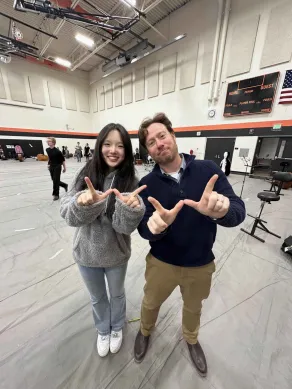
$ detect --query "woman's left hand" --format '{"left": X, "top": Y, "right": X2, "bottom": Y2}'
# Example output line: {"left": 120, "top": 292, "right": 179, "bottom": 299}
{"left": 113, "top": 185, "right": 147, "bottom": 208}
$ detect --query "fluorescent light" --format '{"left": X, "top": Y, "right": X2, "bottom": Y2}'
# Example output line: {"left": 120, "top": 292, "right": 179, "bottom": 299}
{"left": 122, "top": 0, "right": 136, "bottom": 7}
{"left": 75, "top": 33, "right": 94, "bottom": 48}
{"left": 175, "top": 34, "right": 185, "bottom": 41}
{"left": 131, "top": 57, "right": 138, "bottom": 63}
{"left": 55, "top": 57, "right": 72, "bottom": 68}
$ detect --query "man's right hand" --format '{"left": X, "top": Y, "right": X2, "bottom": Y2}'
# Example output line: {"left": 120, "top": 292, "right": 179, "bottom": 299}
{"left": 147, "top": 197, "right": 184, "bottom": 235}
{"left": 77, "top": 177, "right": 113, "bottom": 206}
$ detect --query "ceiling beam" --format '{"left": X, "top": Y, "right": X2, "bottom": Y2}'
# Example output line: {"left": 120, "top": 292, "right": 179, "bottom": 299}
{"left": 140, "top": 14, "right": 168, "bottom": 41}
{"left": 71, "top": 39, "right": 111, "bottom": 71}
{"left": 0, "top": 11, "right": 58, "bottom": 39}
{"left": 39, "top": 0, "right": 81, "bottom": 56}
{"left": 143, "top": 0, "right": 165, "bottom": 14}
{"left": 71, "top": 0, "right": 166, "bottom": 71}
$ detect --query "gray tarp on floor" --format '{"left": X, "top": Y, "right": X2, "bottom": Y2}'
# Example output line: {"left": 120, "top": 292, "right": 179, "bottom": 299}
{"left": 1, "top": 160, "right": 292, "bottom": 389}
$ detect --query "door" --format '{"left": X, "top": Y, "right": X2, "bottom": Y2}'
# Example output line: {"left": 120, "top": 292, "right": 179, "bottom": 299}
{"left": 204, "top": 138, "right": 236, "bottom": 167}
{"left": 282, "top": 138, "right": 292, "bottom": 158}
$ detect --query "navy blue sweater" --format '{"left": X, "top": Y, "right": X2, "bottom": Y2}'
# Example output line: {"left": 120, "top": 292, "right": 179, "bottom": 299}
{"left": 138, "top": 154, "right": 246, "bottom": 267}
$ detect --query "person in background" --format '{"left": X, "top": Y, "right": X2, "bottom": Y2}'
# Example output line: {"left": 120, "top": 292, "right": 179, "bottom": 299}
{"left": 84, "top": 143, "right": 91, "bottom": 162}
{"left": 15, "top": 144, "right": 24, "bottom": 162}
{"left": 46, "top": 137, "right": 68, "bottom": 201}
{"left": 133, "top": 113, "right": 245, "bottom": 376}
{"left": 75, "top": 142, "right": 82, "bottom": 162}
{"left": 190, "top": 149, "right": 194, "bottom": 156}
{"left": 134, "top": 147, "right": 140, "bottom": 164}
{"left": 65, "top": 146, "right": 70, "bottom": 159}
{"left": 60, "top": 123, "right": 146, "bottom": 358}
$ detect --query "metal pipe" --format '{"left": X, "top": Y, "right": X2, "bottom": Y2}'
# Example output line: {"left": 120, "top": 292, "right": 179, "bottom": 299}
{"left": 213, "top": 0, "right": 231, "bottom": 102}
{"left": 0, "top": 11, "right": 58, "bottom": 39}
{"left": 40, "top": 0, "right": 81, "bottom": 56}
{"left": 208, "top": 0, "right": 224, "bottom": 102}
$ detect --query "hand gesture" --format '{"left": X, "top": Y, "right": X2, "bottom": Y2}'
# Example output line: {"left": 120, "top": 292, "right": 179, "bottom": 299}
{"left": 113, "top": 185, "right": 147, "bottom": 209}
{"left": 184, "top": 175, "right": 230, "bottom": 219}
{"left": 147, "top": 197, "right": 184, "bottom": 235}
{"left": 77, "top": 177, "right": 113, "bottom": 206}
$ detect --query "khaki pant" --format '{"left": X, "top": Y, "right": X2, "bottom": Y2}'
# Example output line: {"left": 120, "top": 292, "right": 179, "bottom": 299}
{"left": 140, "top": 253, "right": 215, "bottom": 344}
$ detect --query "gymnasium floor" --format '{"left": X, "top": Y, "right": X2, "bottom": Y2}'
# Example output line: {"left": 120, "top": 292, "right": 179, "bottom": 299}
{"left": 0, "top": 159, "right": 292, "bottom": 389}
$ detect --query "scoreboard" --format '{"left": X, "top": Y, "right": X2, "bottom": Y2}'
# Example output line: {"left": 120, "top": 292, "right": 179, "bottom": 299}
{"left": 223, "top": 72, "right": 280, "bottom": 117}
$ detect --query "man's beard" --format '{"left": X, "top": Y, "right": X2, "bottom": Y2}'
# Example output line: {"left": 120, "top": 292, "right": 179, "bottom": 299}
{"left": 151, "top": 144, "right": 178, "bottom": 165}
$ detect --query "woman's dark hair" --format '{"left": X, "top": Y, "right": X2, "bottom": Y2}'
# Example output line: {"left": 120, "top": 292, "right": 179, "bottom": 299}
{"left": 75, "top": 123, "right": 135, "bottom": 217}
{"left": 139, "top": 112, "right": 174, "bottom": 149}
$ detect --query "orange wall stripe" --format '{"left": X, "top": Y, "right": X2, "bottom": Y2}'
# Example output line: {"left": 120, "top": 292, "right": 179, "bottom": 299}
{"left": 0, "top": 120, "right": 291, "bottom": 137}
{"left": 0, "top": 127, "right": 98, "bottom": 137}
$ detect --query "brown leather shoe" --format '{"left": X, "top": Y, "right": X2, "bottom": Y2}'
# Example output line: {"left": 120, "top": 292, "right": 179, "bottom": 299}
{"left": 134, "top": 330, "right": 150, "bottom": 363}
{"left": 187, "top": 341, "right": 207, "bottom": 377}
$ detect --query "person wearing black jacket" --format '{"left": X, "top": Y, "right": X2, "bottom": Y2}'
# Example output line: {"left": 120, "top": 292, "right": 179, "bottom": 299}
{"left": 46, "top": 137, "right": 68, "bottom": 201}
{"left": 133, "top": 113, "right": 246, "bottom": 376}
{"left": 84, "top": 143, "right": 91, "bottom": 162}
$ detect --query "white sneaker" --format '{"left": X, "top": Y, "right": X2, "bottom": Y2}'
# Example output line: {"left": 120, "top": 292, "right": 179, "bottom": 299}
{"left": 97, "top": 334, "right": 110, "bottom": 357}
{"left": 110, "top": 330, "right": 123, "bottom": 354}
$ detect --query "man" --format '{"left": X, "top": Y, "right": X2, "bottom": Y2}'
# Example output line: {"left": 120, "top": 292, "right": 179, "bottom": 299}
{"left": 75, "top": 142, "right": 82, "bottom": 162}
{"left": 134, "top": 113, "right": 245, "bottom": 376}
{"left": 46, "top": 137, "right": 68, "bottom": 201}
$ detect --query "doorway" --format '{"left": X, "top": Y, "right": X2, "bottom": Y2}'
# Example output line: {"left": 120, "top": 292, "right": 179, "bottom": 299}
{"left": 204, "top": 138, "right": 236, "bottom": 167}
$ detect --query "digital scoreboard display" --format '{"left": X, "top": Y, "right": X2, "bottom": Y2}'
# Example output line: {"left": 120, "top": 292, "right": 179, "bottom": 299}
{"left": 223, "top": 72, "right": 280, "bottom": 117}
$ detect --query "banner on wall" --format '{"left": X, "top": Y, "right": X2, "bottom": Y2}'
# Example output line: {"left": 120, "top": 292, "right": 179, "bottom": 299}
{"left": 279, "top": 70, "right": 292, "bottom": 105}
{"left": 223, "top": 72, "right": 280, "bottom": 117}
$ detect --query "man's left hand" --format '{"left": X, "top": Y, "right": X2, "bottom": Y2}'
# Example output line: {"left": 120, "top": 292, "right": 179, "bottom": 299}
{"left": 184, "top": 174, "right": 230, "bottom": 219}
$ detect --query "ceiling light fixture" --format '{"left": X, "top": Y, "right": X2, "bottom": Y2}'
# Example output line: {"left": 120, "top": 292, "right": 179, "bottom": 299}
{"left": 55, "top": 57, "right": 71, "bottom": 68}
{"left": 121, "top": 0, "right": 136, "bottom": 7}
{"left": 75, "top": 33, "right": 94, "bottom": 48}
{"left": 175, "top": 34, "right": 185, "bottom": 41}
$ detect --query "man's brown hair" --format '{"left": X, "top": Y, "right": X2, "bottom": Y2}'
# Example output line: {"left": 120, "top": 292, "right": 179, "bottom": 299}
{"left": 47, "top": 137, "right": 56, "bottom": 145}
{"left": 138, "top": 112, "right": 174, "bottom": 149}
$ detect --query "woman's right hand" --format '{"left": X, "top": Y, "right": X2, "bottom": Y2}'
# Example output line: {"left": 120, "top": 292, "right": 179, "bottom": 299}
{"left": 77, "top": 177, "right": 113, "bottom": 206}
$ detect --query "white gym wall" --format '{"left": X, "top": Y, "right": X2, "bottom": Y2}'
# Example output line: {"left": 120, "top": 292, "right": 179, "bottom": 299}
{"left": 1, "top": 0, "right": 292, "bottom": 170}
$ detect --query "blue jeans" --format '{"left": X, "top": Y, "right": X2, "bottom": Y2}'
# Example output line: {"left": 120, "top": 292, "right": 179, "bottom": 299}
{"left": 78, "top": 263, "right": 128, "bottom": 335}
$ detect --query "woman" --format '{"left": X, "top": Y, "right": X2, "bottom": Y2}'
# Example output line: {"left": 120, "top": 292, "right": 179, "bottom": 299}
{"left": 84, "top": 142, "right": 91, "bottom": 162}
{"left": 75, "top": 142, "right": 82, "bottom": 162}
{"left": 60, "top": 124, "right": 146, "bottom": 357}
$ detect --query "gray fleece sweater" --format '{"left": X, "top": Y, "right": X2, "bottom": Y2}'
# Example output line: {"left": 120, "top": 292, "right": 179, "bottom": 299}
{"left": 60, "top": 169, "right": 145, "bottom": 268}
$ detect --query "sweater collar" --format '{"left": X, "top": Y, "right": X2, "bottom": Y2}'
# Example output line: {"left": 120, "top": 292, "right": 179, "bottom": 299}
{"left": 153, "top": 153, "right": 194, "bottom": 176}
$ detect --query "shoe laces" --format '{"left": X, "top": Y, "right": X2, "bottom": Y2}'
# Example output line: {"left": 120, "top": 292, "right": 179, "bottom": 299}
{"left": 100, "top": 335, "right": 109, "bottom": 342}
{"left": 112, "top": 332, "right": 120, "bottom": 338}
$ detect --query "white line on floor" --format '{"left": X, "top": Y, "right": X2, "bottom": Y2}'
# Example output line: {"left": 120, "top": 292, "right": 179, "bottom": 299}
{"left": 15, "top": 228, "right": 36, "bottom": 232}
{"left": 244, "top": 198, "right": 250, "bottom": 202}
{"left": 49, "top": 249, "right": 64, "bottom": 260}
{"left": 17, "top": 193, "right": 21, "bottom": 196}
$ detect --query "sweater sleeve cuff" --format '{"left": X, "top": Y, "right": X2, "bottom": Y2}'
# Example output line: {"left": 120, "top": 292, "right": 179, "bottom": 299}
{"left": 115, "top": 194, "right": 145, "bottom": 216}
{"left": 213, "top": 207, "right": 237, "bottom": 227}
